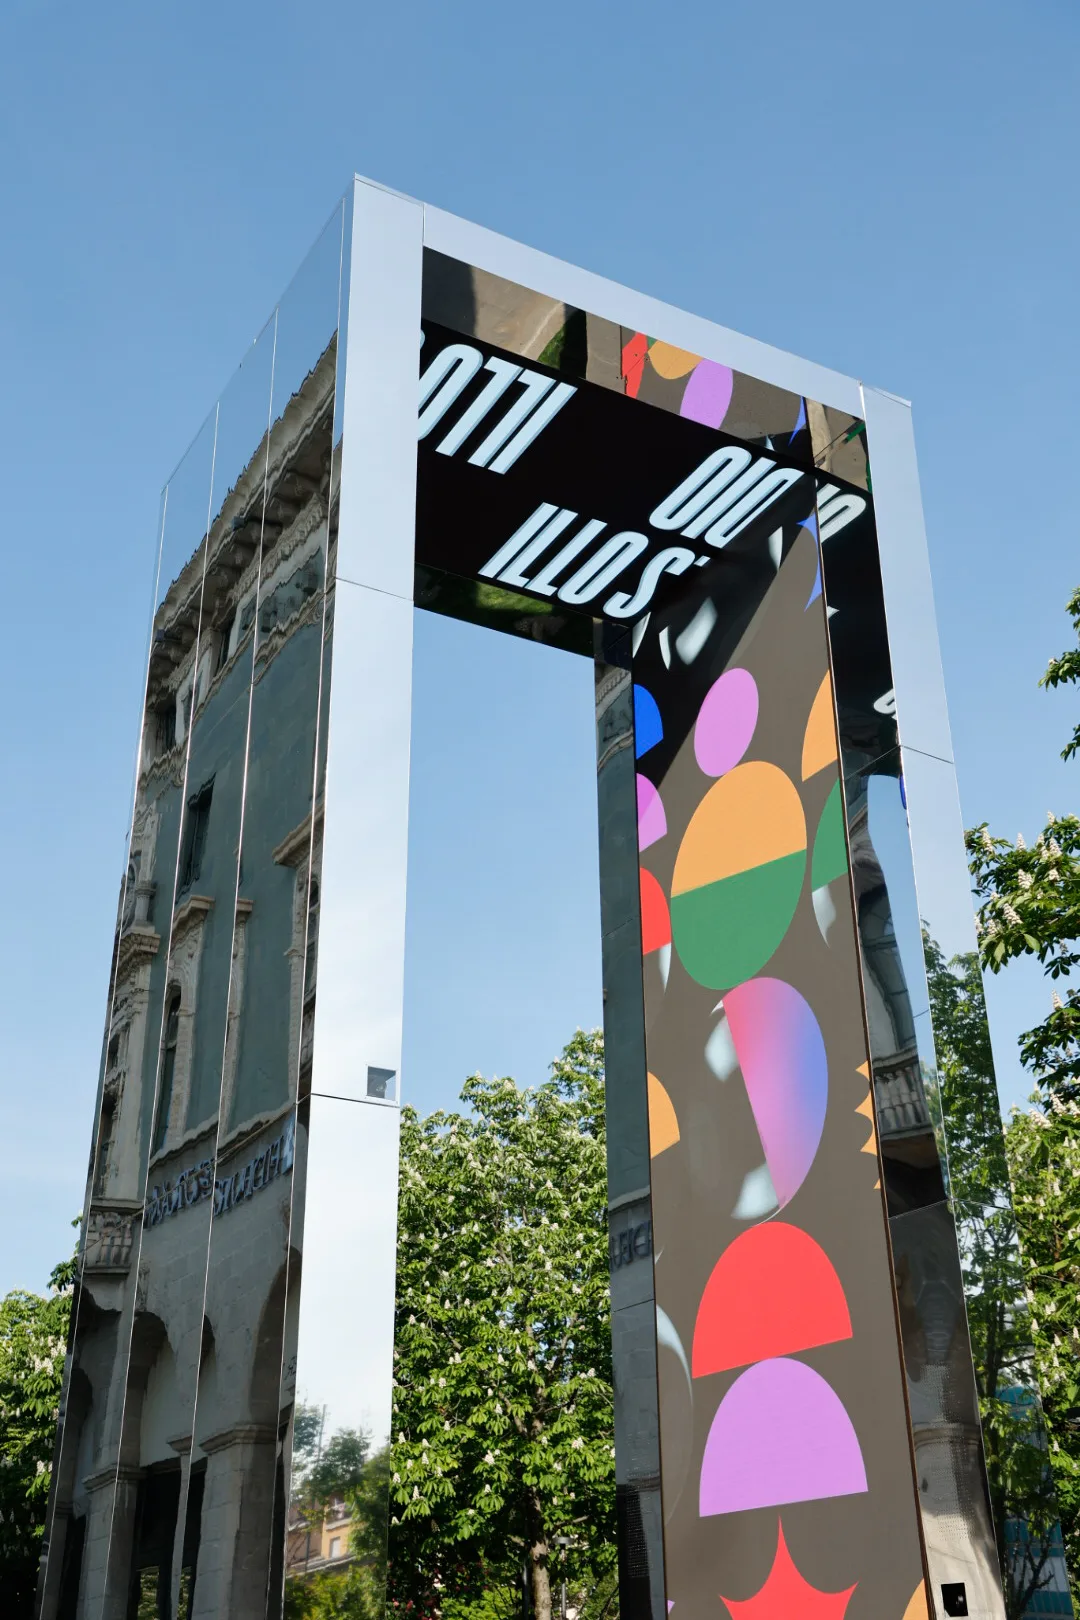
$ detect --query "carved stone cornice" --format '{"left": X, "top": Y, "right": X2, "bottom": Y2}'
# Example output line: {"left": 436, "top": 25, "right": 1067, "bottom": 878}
{"left": 254, "top": 584, "right": 326, "bottom": 681}
{"left": 171, "top": 894, "right": 213, "bottom": 938}
{"left": 115, "top": 925, "right": 161, "bottom": 979}
{"left": 273, "top": 802, "right": 324, "bottom": 869}
{"left": 200, "top": 1422, "right": 277, "bottom": 1455}
{"left": 84, "top": 1464, "right": 144, "bottom": 1492}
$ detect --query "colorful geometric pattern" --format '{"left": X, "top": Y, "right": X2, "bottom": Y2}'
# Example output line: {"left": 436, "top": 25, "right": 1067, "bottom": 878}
{"left": 619, "top": 328, "right": 870, "bottom": 489}
{"left": 722, "top": 978, "right": 828, "bottom": 1207}
{"left": 699, "top": 1357, "right": 868, "bottom": 1515}
{"left": 692, "top": 1223, "right": 852, "bottom": 1376}
{"left": 720, "top": 1522, "right": 856, "bottom": 1620}
{"left": 694, "top": 669, "right": 758, "bottom": 777}
{"left": 670, "top": 764, "right": 806, "bottom": 990}
{"left": 632, "top": 501, "right": 925, "bottom": 1615}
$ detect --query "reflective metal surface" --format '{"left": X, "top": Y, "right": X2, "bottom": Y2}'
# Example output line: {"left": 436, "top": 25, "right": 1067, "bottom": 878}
{"left": 595, "top": 659, "right": 665, "bottom": 1620}
{"left": 43, "top": 178, "right": 1071, "bottom": 1620}
{"left": 40, "top": 199, "right": 348, "bottom": 1620}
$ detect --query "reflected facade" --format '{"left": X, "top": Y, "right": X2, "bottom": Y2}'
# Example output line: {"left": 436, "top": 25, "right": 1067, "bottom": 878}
{"left": 37, "top": 179, "right": 1072, "bottom": 1620}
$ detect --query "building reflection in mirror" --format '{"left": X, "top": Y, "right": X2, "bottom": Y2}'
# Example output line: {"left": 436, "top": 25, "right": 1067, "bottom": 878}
{"left": 39, "top": 326, "right": 338, "bottom": 1620}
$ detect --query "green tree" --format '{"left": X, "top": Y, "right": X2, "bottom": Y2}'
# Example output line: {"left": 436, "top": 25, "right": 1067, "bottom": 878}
{"left": 0, "top": 1253, "right": 76, "bottom": 1617}
{"left": 965, "top": 586, "right": 1080, "bottom": 1104}
{"left": 388, "top": 1030, "right": 617, "bottom": 1620}
{"left": 958, "top": 582, "right": 1080, "bottom": 1607}
{"left": 924, "top": 935, "right": 1062, "bottom": 1616}
{"left": 1003, "top": 1098, "right": 1080, "bottom": 1603}
{"left": 283, "top": 1429, "right": 390, "bottom": 1620}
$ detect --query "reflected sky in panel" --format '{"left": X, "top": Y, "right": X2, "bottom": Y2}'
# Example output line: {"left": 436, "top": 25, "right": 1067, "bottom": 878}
{"left": 402, "top": 610, "right": 603, "bottom": 1117}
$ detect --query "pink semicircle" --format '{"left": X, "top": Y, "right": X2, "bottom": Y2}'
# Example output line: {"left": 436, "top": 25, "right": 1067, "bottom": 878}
{"left": 694, "top": 669, "right": 758, "bottom": 777}
{"left": 680, "top": 360, "right": 735, "bottom": 429}
{"left": 699, "top": 1358, "right": 867, "bottom": 1516}
{"left": 637, "top": 774, "right": 667, "bottom": 851}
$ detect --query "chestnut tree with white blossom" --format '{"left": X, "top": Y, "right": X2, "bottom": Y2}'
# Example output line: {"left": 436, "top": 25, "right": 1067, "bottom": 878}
{"left": 388, "top": 1029, "right": 617, "bottom": 1620}
{"left": 0, "top": 1253, "right": 75, "bottom": 1618}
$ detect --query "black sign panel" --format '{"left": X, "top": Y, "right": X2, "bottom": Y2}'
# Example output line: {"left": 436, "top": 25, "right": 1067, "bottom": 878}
{"left": 416, "top": 320, "right": 824, "bottom": 626}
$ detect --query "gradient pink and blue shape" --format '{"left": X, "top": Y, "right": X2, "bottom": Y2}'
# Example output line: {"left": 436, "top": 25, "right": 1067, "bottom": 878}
{"left": 722, "top": 978, "right": 828, "bottom": 1207}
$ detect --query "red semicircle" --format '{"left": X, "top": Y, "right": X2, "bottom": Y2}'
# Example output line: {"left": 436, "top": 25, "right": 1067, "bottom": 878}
{"left": 692, "top": 1223, "right": 851, "bottom": 1378}
{"left": 640, "top": 867, "right": 672, "bottom": 954}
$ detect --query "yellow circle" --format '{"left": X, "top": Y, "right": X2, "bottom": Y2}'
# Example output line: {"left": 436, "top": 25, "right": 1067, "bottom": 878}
{"left": 648, "top": 341, "right": 702, "bottom": 380}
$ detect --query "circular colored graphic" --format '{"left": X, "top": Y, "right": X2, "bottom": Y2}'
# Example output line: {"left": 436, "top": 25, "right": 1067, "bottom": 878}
{"left": 671, "top": 762, "right": 805, "bottom": 989}
{"left": 648, "top": 341, "right": 701, "bottom": 379}
{"left": 680, "top": 359, "right": 734, "bottom": 430}
{"left": 694, "top": 668, "right": 758, "bottom": 777}
{"left": 723, "top": 977, "right": 828, "bottom": 1207}
{"left": 637, "top": 775, "right": 667, "bottom": 851}
{"left": 811, "top": 779, "right": 848, "bottom": 944}
{"left": 699, "top": 1357, "right": 867, "bottom": 1517}
{"left": 801, "top": 671, "right": 837, "bottom": 781}
{"left": 634, "top": 685, "right": 663, "bottom": 758}
{"left": 692, "top": 1222, "right": 851, "bottom": 1377}
{"left": 640, "top": 868, "right": 671, "bottom": 955}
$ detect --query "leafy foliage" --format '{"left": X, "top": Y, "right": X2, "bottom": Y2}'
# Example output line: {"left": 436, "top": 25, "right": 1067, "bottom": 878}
{"left": 956, "top": 581, "right": 1080, "bottom": 1609}
{"left": 1042, "top": 586, "right": 1080, "bottom": 765}
{"left": 284, "top": 1404, "right": 388, "bottom": 1620}
{"left": 388, "top": 1030, "right": 616, "bottom": 1620}
{"left": 1004, "top": 1098, "right": 1080, "bottom": 1606}
{"left": 967, "top": 812, "right": 1080, "bottom": 1102}
{"left": 924, "top": 935, "right": 1062, "bottom": 1617}
{"left": 0, "top": 1253, "right": 75, "bottom": 1617}
{"left": 966, "top": 585, "right": 1080, "bottom": 1103}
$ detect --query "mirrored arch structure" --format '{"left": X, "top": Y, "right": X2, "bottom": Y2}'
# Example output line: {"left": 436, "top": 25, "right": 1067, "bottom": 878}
{"left": 37, "top": 179, "right": 1073, "bottom": 1620}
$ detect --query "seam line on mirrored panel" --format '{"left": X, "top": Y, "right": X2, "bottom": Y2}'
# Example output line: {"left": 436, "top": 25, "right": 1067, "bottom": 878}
{"left": 309, "top": 1089, "right": 400, "bottom": 1108}
{"left": 901, "top": 742, "right": 955, "bottom": 767}
{"left": 335, "top": 570, "right": 414, "bottom": 602}
{"left": 842, "top": 743, "right": 900, "bottom": 783}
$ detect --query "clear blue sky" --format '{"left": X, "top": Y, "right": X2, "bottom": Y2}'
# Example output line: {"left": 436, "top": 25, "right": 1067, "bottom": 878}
{"left": 2, "top": 0, "right": 1077, "bottom": 1295}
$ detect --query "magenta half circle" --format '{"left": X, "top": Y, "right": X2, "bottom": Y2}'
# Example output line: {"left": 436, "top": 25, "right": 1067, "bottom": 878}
{"left": 637, "top": 774, "right": 667, "bottom": 851}
{"left": 699, "top": 1357, "right": 867, "bottom": 1517}
{"left": 680, "top": 360, "right": 734, "bottom": 430}
{"left": 694, "top": 669, "right": 758, "bottom": 777}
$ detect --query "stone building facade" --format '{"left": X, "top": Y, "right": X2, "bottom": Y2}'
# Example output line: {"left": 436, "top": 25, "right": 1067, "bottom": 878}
{"left": 40, "top": 330, "right": 336, "bottom": 1620}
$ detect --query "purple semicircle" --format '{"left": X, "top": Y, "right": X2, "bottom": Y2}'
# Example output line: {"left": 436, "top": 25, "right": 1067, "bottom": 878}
{"left": 694, "top": 668, "right": 758, "bottom": 777}
{"left": 699, "top": 1357, "right": 867, "bottom": 1516}
{"left": 723, "top": 978, "right": 827, "bottom": 1206}
{"left": 637, "top": 774, "right": 667, "bottom": 850}
{"left": 680, "top": 360, "right": 734, "bottom": 429}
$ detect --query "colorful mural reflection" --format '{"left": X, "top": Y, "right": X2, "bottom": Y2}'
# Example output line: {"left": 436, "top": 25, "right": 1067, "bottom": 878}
{"left": 632, "top": 517, "right": 928, "bottom": 1618}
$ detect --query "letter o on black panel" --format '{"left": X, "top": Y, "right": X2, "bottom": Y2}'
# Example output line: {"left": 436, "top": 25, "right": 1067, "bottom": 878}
{"left": 557, "top": 533, "right": 650, "bottom": 606}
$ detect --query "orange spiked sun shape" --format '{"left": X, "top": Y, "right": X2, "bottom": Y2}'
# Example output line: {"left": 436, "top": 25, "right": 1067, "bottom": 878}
{"left": 720, "top": 1521, "right": 856, "bottom": 1620}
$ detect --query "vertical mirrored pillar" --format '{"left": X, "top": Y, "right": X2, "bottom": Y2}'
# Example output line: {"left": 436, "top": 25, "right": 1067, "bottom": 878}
{"left": 178, "top": 204, "right": 344, "bottom": 1620}
{"left": 595, "top": 655, "right": 665, "bottom": 1620}
{"left": 275, "top": 178, "right": 423, "bottom": 1619}
{"left": 45, "top": 407, "right": 222, "bottom": 1620}
{"left": 861, "top": 384, "right": 1074, "bottom": 1617}
{"left": 818, "top": 455, "right": 1006, "bottom": 1618}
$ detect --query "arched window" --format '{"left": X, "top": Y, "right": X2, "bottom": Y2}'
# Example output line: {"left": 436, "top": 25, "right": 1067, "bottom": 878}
{"left": 152, "top": 991, "right": 181, "bottom": 1155}
{"left": 304, "top": 876, "right": 320, "bottom": 1004}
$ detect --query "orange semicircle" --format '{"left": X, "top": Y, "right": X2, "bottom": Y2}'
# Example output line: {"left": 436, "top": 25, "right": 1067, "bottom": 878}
{"left": 648, "top": 1072, "right": 680, "bottom": 1157}
{"left": 802, "top": 671, "right": 838, "bottom": 781}
{"left": 692, "top": 1223, "right": 852, "bottom": 1378}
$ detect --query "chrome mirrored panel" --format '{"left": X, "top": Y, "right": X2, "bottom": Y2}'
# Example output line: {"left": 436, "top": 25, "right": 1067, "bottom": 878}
{"left": 40, "top": 407, "right": 220, "bottom": 1620}
{"left": 383, "top": 608, "right": 616, "bottom": 1620}
{"left": 42, "top": 187, "right": 1075, "bottom": 1620}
